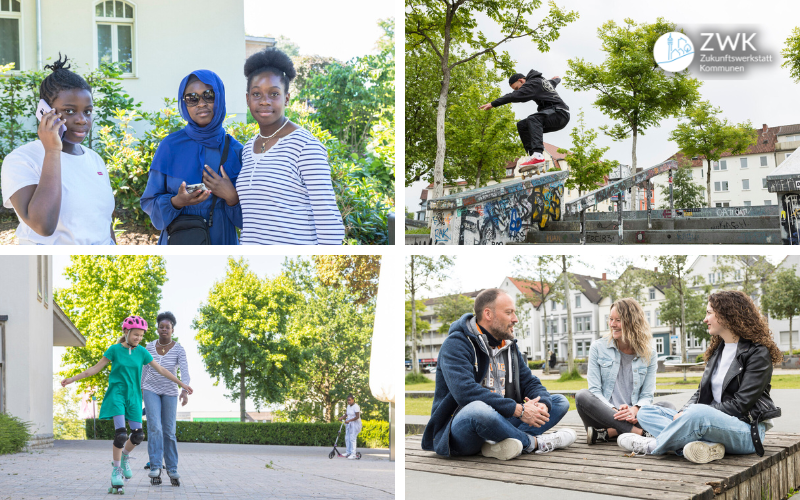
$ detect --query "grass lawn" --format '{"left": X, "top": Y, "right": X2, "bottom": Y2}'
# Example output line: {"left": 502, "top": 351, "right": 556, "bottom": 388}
{"left": 405, "top": 396, "right": 576, "bottom": 416}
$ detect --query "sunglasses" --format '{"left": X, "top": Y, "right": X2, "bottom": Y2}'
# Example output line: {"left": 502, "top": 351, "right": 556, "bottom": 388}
{"left": 183, "top": 89, "right": 215, "bottom": 107}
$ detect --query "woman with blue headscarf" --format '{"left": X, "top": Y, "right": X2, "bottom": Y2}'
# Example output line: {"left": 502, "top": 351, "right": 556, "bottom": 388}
{"left": 141, "top": 70, "right": 244, "bottom": 245}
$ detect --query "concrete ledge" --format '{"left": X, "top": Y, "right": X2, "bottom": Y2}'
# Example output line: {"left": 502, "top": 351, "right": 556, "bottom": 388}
{"left": 405, "top": 234, "right": 432, "bottom": 245}
{"left": 545, "top": 215, "right": 778, "bottom": 232}
{"left": 522, "top": 229, "right": 781, "bottom": 244}
{"left": 25, "top": 433, "right": 54, "bottom": 450}
{"left": 564, "top": 205, "right": 779, "bottom": 220}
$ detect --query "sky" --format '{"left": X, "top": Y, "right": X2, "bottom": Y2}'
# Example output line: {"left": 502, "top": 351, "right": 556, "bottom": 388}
{"left": 52, "top": 255, "right": 302, "bottom": 415}
{"left": 243, "top": 0, "right": 394, "bottom": 62}
{"left": 404, "top": 0, "right": 800, "bottom": 213}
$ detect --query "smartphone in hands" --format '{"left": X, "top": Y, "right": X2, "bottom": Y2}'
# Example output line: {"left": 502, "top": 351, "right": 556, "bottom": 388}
{"left": 185, "top": 183, "right": 207, "bottom": 194}
{"left": 36, "top": 99, "right": 67, "bottom": 137}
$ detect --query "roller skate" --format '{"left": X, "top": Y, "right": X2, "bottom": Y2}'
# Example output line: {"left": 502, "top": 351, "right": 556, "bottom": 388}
{"left": 120, "top": 453, "right": 133, "bottom": 479}
{"left": 108, "top": 464, "right": 125, "bottom": 495}
{"left": 149, "top": 467, "right": 162, "bottom": 485}
{"left": 167, "top": 469, "right": 181, "bottom": 487}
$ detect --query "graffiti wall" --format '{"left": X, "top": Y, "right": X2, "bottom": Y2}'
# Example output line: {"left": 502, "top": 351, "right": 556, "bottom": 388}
{"left": 780, "top": 193, "right": 800, "bottom": 245}
{"left": 430, "top": 181, "right": 565, "bottom": 245}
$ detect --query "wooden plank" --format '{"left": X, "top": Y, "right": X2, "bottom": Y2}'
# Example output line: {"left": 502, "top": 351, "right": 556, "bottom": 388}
{"left": 406, "top": 456, "right": 714, "bottom": 500}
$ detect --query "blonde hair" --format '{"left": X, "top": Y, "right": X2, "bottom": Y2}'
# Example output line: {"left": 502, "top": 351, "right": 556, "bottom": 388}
{"left": 605, "top": 297, "right": 653, "bottom": 364}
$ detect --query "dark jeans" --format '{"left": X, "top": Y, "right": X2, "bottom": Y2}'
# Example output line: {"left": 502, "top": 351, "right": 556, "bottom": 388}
{"left": 516, "top": 108, "right": 570, "bottom": 155}
{"left": 575, "top": 389, "right": 676, "bottom": 435}
{"left": 449, "top": 395, "right": 571, "bottom": 456}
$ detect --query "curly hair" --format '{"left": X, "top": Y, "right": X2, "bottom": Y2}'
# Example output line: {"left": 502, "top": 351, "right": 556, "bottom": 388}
{"left": 243, "top": 47, "right": 296, "bottom": 92}
{"left": 705, "top": 290, "right": 783, "bottom": 364}
{"left": 605, "top": 297, "right": 654, "bottom": 363}
{"left": 157, "top": 311, "right": 177, "bottom": 328}
{"left": 39, "top": 53, "right": 91, "bottom": 105}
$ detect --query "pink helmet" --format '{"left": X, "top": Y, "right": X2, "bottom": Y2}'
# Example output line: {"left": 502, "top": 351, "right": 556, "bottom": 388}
{"left": 121, "top": 315, "right": 148, "bottom": 331}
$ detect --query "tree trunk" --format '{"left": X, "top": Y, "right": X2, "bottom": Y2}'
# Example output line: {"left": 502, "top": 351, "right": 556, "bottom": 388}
{"left": 240, "top": 362, "right": 246, "bottom": 422}
{"left": 680, "top": 288, "right": 687, "bottom": 364}
{"left": 475, "top": 162, "right": 482, "bottom": 189}
{"left": 706, "top": 159, "right": 712, "bottom": 208}
{"left": 631, "top": 117, "right": 638, "bottom": 211}
{"left": 411, "top": 257, "right": 420, "bottom": 374}
{"left": 790, "top": 316, "right": 794, "bottom": 356}
{"left": 543, "top": 302, "right": 549, "bottom": 374}
{"left": 563, "top": 256, "right": 574, "bottom": 373}
{"left": 432, "top": 16, "right": 454, "bottom": 202}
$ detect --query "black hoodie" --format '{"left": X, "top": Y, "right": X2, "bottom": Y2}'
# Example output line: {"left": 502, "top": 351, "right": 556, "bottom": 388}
{"left": 490, "top": 69, "right": 569, "bottom": 113}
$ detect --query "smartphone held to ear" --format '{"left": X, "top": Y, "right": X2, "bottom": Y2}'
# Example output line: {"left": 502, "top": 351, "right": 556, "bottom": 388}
{"left": 36, "top": 99, "right": 67, "bottom": 138}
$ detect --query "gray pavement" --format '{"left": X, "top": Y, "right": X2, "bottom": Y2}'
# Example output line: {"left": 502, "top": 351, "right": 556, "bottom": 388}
{"left": 405, "top": 390, "right": 800, "bottom": 500}
{"left": 0, "top": 440, "right": 394, "bottom": 500}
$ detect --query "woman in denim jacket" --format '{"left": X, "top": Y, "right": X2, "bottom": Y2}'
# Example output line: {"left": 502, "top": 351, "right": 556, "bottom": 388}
{"left": 575, "top": 297, "right": 675, "bottom": 445}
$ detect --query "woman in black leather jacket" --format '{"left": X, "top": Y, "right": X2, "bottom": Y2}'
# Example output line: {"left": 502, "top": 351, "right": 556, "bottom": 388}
{"left": 617, "top": 290, "right": 783, "bottom": 464}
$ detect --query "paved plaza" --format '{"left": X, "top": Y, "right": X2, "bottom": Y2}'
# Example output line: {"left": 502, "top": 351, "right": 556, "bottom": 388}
{"left": 0, "top": 440, "right": 394, "bottom": 500}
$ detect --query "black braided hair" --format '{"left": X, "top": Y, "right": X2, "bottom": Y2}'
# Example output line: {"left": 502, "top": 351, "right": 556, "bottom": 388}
{"left": 243, "top": 47, "right": 296, "bottom": 93}
{"left": 39, "top": 53, "right": 91, "bottom": 105}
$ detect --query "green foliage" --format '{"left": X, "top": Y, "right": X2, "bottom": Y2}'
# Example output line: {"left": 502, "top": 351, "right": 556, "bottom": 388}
{"left": 85, "top": 418, "right": 389, "bottom": 448}
{"left": 598, "top": 258, "right": 649, "bottom": 302}
{"left": 312, "top": 255, "right": 381, "bottom": 305}
{"left": 566, "top": 18, "right": 702, "bottom": 170}
{"left": 668, "top": 101, "right": 757, "bottom": 206}
{"left": 405, "top": 372, "right": 430, "bottom": 385}
{"left": 528, "top": 360, "right": 545, "bottom": 369}
{"left": 761, "top": 266, "right": 800, "bottom": 354}
{"left": 82, "top": 62, "right": 141, "bottom": 148}
{"left": 405, "top": 227, "right": 430, "bottom": 234}
{"left": 782, "top": 27, "right": 800, "bottom": 83}
{"left": 53, "top": 376, "right": 86, "bottom": 440}
{"left": 435, "top": 293, "right": 475, "bottom": 333}
{"left": 558, "top": 368, "right": 584, "bottom": 381}
{"left": 406, "top": 256, "right": 455, "bottom": 372}
{"left": 405, "top": 299, "right": 429, "bottom": 359}
{"left": 0, "top": 413, "right": 33, "bottom": 455}
{"left": 711, "top": 256, "right": 775, "bottom": 297}
{"left": 55, "top": 256, "right": 167, "bottom": 401}
{"left": 0, "top": 63, "right": 43, "bottom": 162}
{"left": 275, "top": 35, "right": 301, "bottom": 57}
{"left": 291, "top": 55, "right": 340, "bottom": 97}
{"left": 193, "top": 257, "right": 303, "bottom": 419}
{"left": 658, "top": 160, "right": 706, "bottom": 209}
{"left": 558, "top": 110, "right": 618, "bottom": 195}
{"left": 696, "top": 354, "right": 705, "bottom": 363}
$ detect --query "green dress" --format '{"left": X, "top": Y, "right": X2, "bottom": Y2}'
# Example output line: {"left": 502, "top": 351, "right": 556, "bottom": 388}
{"left": 98, "top": 343, "right": 154, "bottom": 422}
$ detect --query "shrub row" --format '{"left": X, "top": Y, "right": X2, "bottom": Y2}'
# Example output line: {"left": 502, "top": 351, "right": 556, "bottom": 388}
{"left": 0, "top": 413, "right": 32, "bottom": 455}
{"left": 84, "top": 418, "right": 389, "bottom": 448}
{"left": 528, "top": 360, "right": 545, "bottom": 369}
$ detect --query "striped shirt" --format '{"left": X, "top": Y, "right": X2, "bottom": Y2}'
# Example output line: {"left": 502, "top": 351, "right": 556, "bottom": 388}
{"left": 141, "top": 340, "right": 190, "bottom": 397}
{"left": 237, "top": 128, "right": 345, "bottom": 245}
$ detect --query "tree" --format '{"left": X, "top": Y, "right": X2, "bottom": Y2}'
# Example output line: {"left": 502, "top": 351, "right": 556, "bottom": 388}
{"left": 782, "top": 27, "right": 800, "bottom": 83}
{"left": 193, "top": 258, "right": 303, "bottom": 421}
{"left": 659, "top": 286, "right": 708, "bottom": 343}
{"left": 557, "top": 110, "right": 619, "bottom": 196}
{"left": 647, "top": 256, "right": 700, "bottom": 363}
{"left": 406, "top": 0, "right": 578, "bottom": 200}
{"left": 275, "top": 35, "right": 301, "bottom": 57}
{"left": 282, "top": 286, "right": 384, "bottom": 422}
{"left": 53, "top": 376, "right": 86, "bottom": 440}
{"left": 513, "top": 255, "right": 562, "bottom": 373}
{"left": 291, "top": 54, "right": 340, "bottom": 97}
{"left": 711, "top": 255, "right": 775, "bottom": 298}
{"left": 312, "top": 255, "right": 381, "bottom": 305}
{"left": 406, "top": 255, "right": 454, "bottom": 373}
{"left": 406, "top": 300, "right": 430, "bottom": 360}
{"left": 761, "top": 266, "right": 800, "bottom": 355}
{"left": 598, "top": 258, "right": 648, "bottom": 302}
{"left": 435, "top": 293, "right": 475, "bottom": 333}
{"left": 668, "top": 101, "right": 757, "bottom": 207}
{"left": 566, "top": 18, "right": 701, "bottom": 179}
{"left": 55, "top": 256, "right": 167, "bottom": 401}
{"left": 657, "top": 159, "right": 705, "bottom": 209}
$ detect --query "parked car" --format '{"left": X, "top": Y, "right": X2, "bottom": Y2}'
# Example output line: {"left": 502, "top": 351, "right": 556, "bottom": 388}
{"left": 425, "top": 365, "right": 437, "bottom": 374}
{"left": 658, "top": 355, "right": 682, "bottom": 364}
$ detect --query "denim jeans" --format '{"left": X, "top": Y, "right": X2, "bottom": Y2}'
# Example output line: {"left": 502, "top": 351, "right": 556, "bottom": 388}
{"left": 636, "top": 403, "right": 766, "bottom": 456}
{"left": 142, "top": 389, "right": 179, "bottom": 471}
{"left": 575, "top": 389, "right": 676, "bottom": 435}
{"left": 449, "top": 394, "right": 570, "bottom": 456}
{"left": 345, "top": 423, "right": 360, "bottom": 456}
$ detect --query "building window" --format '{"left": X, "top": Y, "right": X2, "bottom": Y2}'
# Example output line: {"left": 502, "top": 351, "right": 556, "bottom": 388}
{"left": 603, "top": 314, "right": 609, "bottom": 330}
{"left": 780, "top": 331, "right": 799, "bottom": 347}
{"left": 655, "top": 337, "right": 664, "bottom": 355}
{"left": 713, "top": 161, "right": 719, "bottom": 170}
{"left": 646, "top": 310, "right": 651, "bottom": 325}
{"left": 0, "top": 0, "right": 21, "bottom": 70}
{"left": 740, "top": 158, "right": 748, "bottom": 169}
{"left": 649, "top": 288, "right": 656, "bottom": 300}
{"left": 686, "top": 335, "right": 702, "bottom": 348}
{"left": 575, "top": 316, "right": 583, "bottom": 332}
{"left": 95, "top": 0, "right": 135, "bottom": 74}
{"left": 714, "top": 181, "right": 729, "bottom": 192}
{"left": 744, "top": 201, "right": 751, "bottom": 206}
{"left": 576, "top": 341, "right": 584, "bottom": 357}
{"left": 708, "top": 273, "right": 714, "bottom": 284}
{"left": 760, "top": 156, "right": 768, "bottom": 167}
{"left": 720, "top": 160, "right": 727, "bottom": 170}
{"left": 736, "top": 269, "right": 742, "bottom": 281}
{"left": 551, "top": 300, "right": 557, "bottom": 310}
{"left": 742, "top": 179, "right": 750, "bottom": 190}
{"left": 585, "top": 316, "right": 591, "bottom": 331}
{"left": 715, "top": 202, "right": 730, "bottom": 207}
{"left": 575, "top": 294, "right": 581, "bottom": 308}
{"left": 655, "top": 309, "right": 661, "bottom": 326}
{"left": 763, "top": 178, "right": 768, "bottom": 188}
{"left": 765, "top": 200, "right": 772, "bottom": 205}
{"left": 562, "top": 317, "right": 567, "bottom": 333}
{"left": 506, "top": 167, "right": 515, "bottom": 177}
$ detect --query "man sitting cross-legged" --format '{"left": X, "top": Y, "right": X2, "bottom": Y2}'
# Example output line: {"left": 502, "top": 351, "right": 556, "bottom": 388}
{"left": 421, "top": 288, "right": 575, "bottom": 460}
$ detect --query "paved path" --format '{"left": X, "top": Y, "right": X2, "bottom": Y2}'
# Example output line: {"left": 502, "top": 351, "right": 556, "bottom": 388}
{"left": 0, "top": 440, "right": 394, "bottom": 500}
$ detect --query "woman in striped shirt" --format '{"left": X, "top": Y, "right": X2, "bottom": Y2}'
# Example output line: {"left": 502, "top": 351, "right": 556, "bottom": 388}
{"left": 141, "top": 311, "right": 190, "bottom": 484}
{"left": 237, "top": 48, "right": 345, "bottom": 245}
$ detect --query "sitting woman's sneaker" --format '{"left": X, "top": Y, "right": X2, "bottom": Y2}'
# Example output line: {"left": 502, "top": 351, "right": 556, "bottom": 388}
{"left": 587, "top": 426, "right": 609, "bottom": 445}
{"left": 481, "top": 438, "right": 523, "bottom": 461}
{"left": 682, "top": 441, "right": 725, "bottom": 463}
{"left": 535, "top": 429, "right": 577, "bottom": 454}
{"left": 617, "top": 433, "right": 657, "bottom": 456}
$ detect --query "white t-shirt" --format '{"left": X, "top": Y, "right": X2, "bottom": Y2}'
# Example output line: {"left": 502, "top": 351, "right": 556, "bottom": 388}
{"left": 346, "top": 403, "right": 361, "bottom": 422}
{"left": 711, "top": 343, "right": 738, "bottom": 403}
{"left": 1, "top": 140, "right": 115, "bottom": 245}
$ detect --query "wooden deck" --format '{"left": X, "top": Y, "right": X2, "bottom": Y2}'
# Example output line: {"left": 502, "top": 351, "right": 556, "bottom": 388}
{"left": 406, "top": 423, "right": 800, "bottom": 500}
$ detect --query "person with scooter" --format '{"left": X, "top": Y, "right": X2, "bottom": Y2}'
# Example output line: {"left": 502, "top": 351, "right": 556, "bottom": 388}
{"left": 342, "top": 395, "right": 362, "bottom": 460}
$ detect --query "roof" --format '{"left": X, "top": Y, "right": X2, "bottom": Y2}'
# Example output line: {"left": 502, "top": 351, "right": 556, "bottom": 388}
{"left": 571, "top": 273, "right": 605, "bottom": 303}
{"left": 506, "top": 277, "right": 549, "bottom": 307}
{"left": 423, "top": 290, "right": 484, "bottom": 306}
{"left": 544, "top": 142, "right": 568, "bottom": 161}
{"left": 667, "top": 123, "right": 800, "bottom": 165}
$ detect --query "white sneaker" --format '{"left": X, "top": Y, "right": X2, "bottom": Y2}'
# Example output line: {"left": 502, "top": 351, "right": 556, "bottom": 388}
{"left": 347, "top": 455, "right": 357, "bottom": 460}
{"left": 480, "top": 438, "right": 523, "bottom": 461}
{"left": 534, "top": 428, "right": 577, "bottom": 454}
{"left": 617, "top": 433, "right": 656, "bottom": 456}
{"left": 683, "top": 441, "right": 725, "bottom": 463}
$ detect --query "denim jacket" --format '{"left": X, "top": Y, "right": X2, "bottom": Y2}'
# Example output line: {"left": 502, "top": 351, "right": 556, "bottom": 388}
{"left": 587, "top": 336, "right": 658, "bottom": 408}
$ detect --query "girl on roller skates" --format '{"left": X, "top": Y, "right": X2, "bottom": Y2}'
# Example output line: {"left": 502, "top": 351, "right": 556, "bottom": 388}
{"left": 62, "top": 315, "right": 193, "bottom": 494}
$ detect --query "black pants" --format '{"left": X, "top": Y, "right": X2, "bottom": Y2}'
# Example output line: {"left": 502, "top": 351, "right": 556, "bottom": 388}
{"left": 574, "top": 389, "right": 676, "bottom": 435}
{"left": 517, "top": 108, "right": 570, "bottom": 155}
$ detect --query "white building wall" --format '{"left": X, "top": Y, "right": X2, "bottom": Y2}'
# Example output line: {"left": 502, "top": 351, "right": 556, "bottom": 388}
{"left": 765, "top": 255, "right": 800, "bottom": 351}
{"left": 537, "top": 290, "right": 599, "bottom": 360}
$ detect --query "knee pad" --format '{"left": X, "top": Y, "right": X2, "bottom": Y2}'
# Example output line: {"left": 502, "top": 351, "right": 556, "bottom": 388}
{"left": 113, "top": 428, "right": 128, "bottom": 449}
{"left": 130, "top": 428, "right": 144, "bottom": 445}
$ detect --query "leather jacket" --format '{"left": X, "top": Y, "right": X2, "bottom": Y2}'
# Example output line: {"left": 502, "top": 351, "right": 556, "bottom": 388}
{"left": 680, "top": 338, "right": 778, "bottom": 421}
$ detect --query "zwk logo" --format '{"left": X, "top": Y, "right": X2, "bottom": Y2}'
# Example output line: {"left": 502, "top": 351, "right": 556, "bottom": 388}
{"left": 654, "top": 32, "right": 695, "bottom": 72}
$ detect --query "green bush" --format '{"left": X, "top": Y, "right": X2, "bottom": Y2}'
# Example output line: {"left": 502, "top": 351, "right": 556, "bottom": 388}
{"left": 696, "top": 354, "right": 705, "bottom": 363}
{"left": 558, "top": 368, "right": 584, "bottom": 382}
{"left": 405, "top": 372, "right": 430, "bottom": 384}
{"left": 85, "top": 419, "right": 389, "bottom": 448}
{"left": 0, "top": 413, "right": 33, "bottom": 455}
{"left": 528, "top": 360, "right": 545, "bottom": 369}
{"left": 406, "top": 227, "right": 430, "bottom": 235}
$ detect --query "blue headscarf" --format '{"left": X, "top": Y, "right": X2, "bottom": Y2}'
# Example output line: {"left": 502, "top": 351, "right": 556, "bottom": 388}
{"left": 149, "top": 70, "right": 232, "bottom": 183}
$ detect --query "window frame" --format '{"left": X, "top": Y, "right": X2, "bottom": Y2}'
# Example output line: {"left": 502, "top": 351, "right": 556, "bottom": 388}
{"left": 740, "top": 158, "right": 748, "bottom": 169}
{"left": 0, "top": 0, "right": 24, "bottom": 72}
{"left": 655, "top": 337, "right": 664, "bottom": 355}
{"left": 742, "top": 179, "right": 750, "bottom": 190}
{"left": 760, "top": 156, "right": 768, "bottom": 167}
{"left": 92, "top": 0, "right": 137, "bottom": 77}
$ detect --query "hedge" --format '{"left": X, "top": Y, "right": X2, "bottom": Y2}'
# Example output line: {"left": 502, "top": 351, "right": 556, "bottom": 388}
{"left": 0, "top": 413, "right": 33, "bottom": 455}
{"left": 528, "top": 360, "right": 545, "bottom": 369}
{"left": 84, "top": 419, "right": 389, "bottom": 448}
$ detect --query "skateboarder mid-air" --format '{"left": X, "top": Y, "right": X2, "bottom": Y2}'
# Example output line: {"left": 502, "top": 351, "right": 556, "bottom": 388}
{"left": 479, "top": 69, "right": 570, "bottom": 174}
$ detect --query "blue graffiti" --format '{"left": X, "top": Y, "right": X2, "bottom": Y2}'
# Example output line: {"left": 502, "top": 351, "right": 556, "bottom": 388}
{"left": 509, "top": 208, "right": 522, "bottom": 235}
